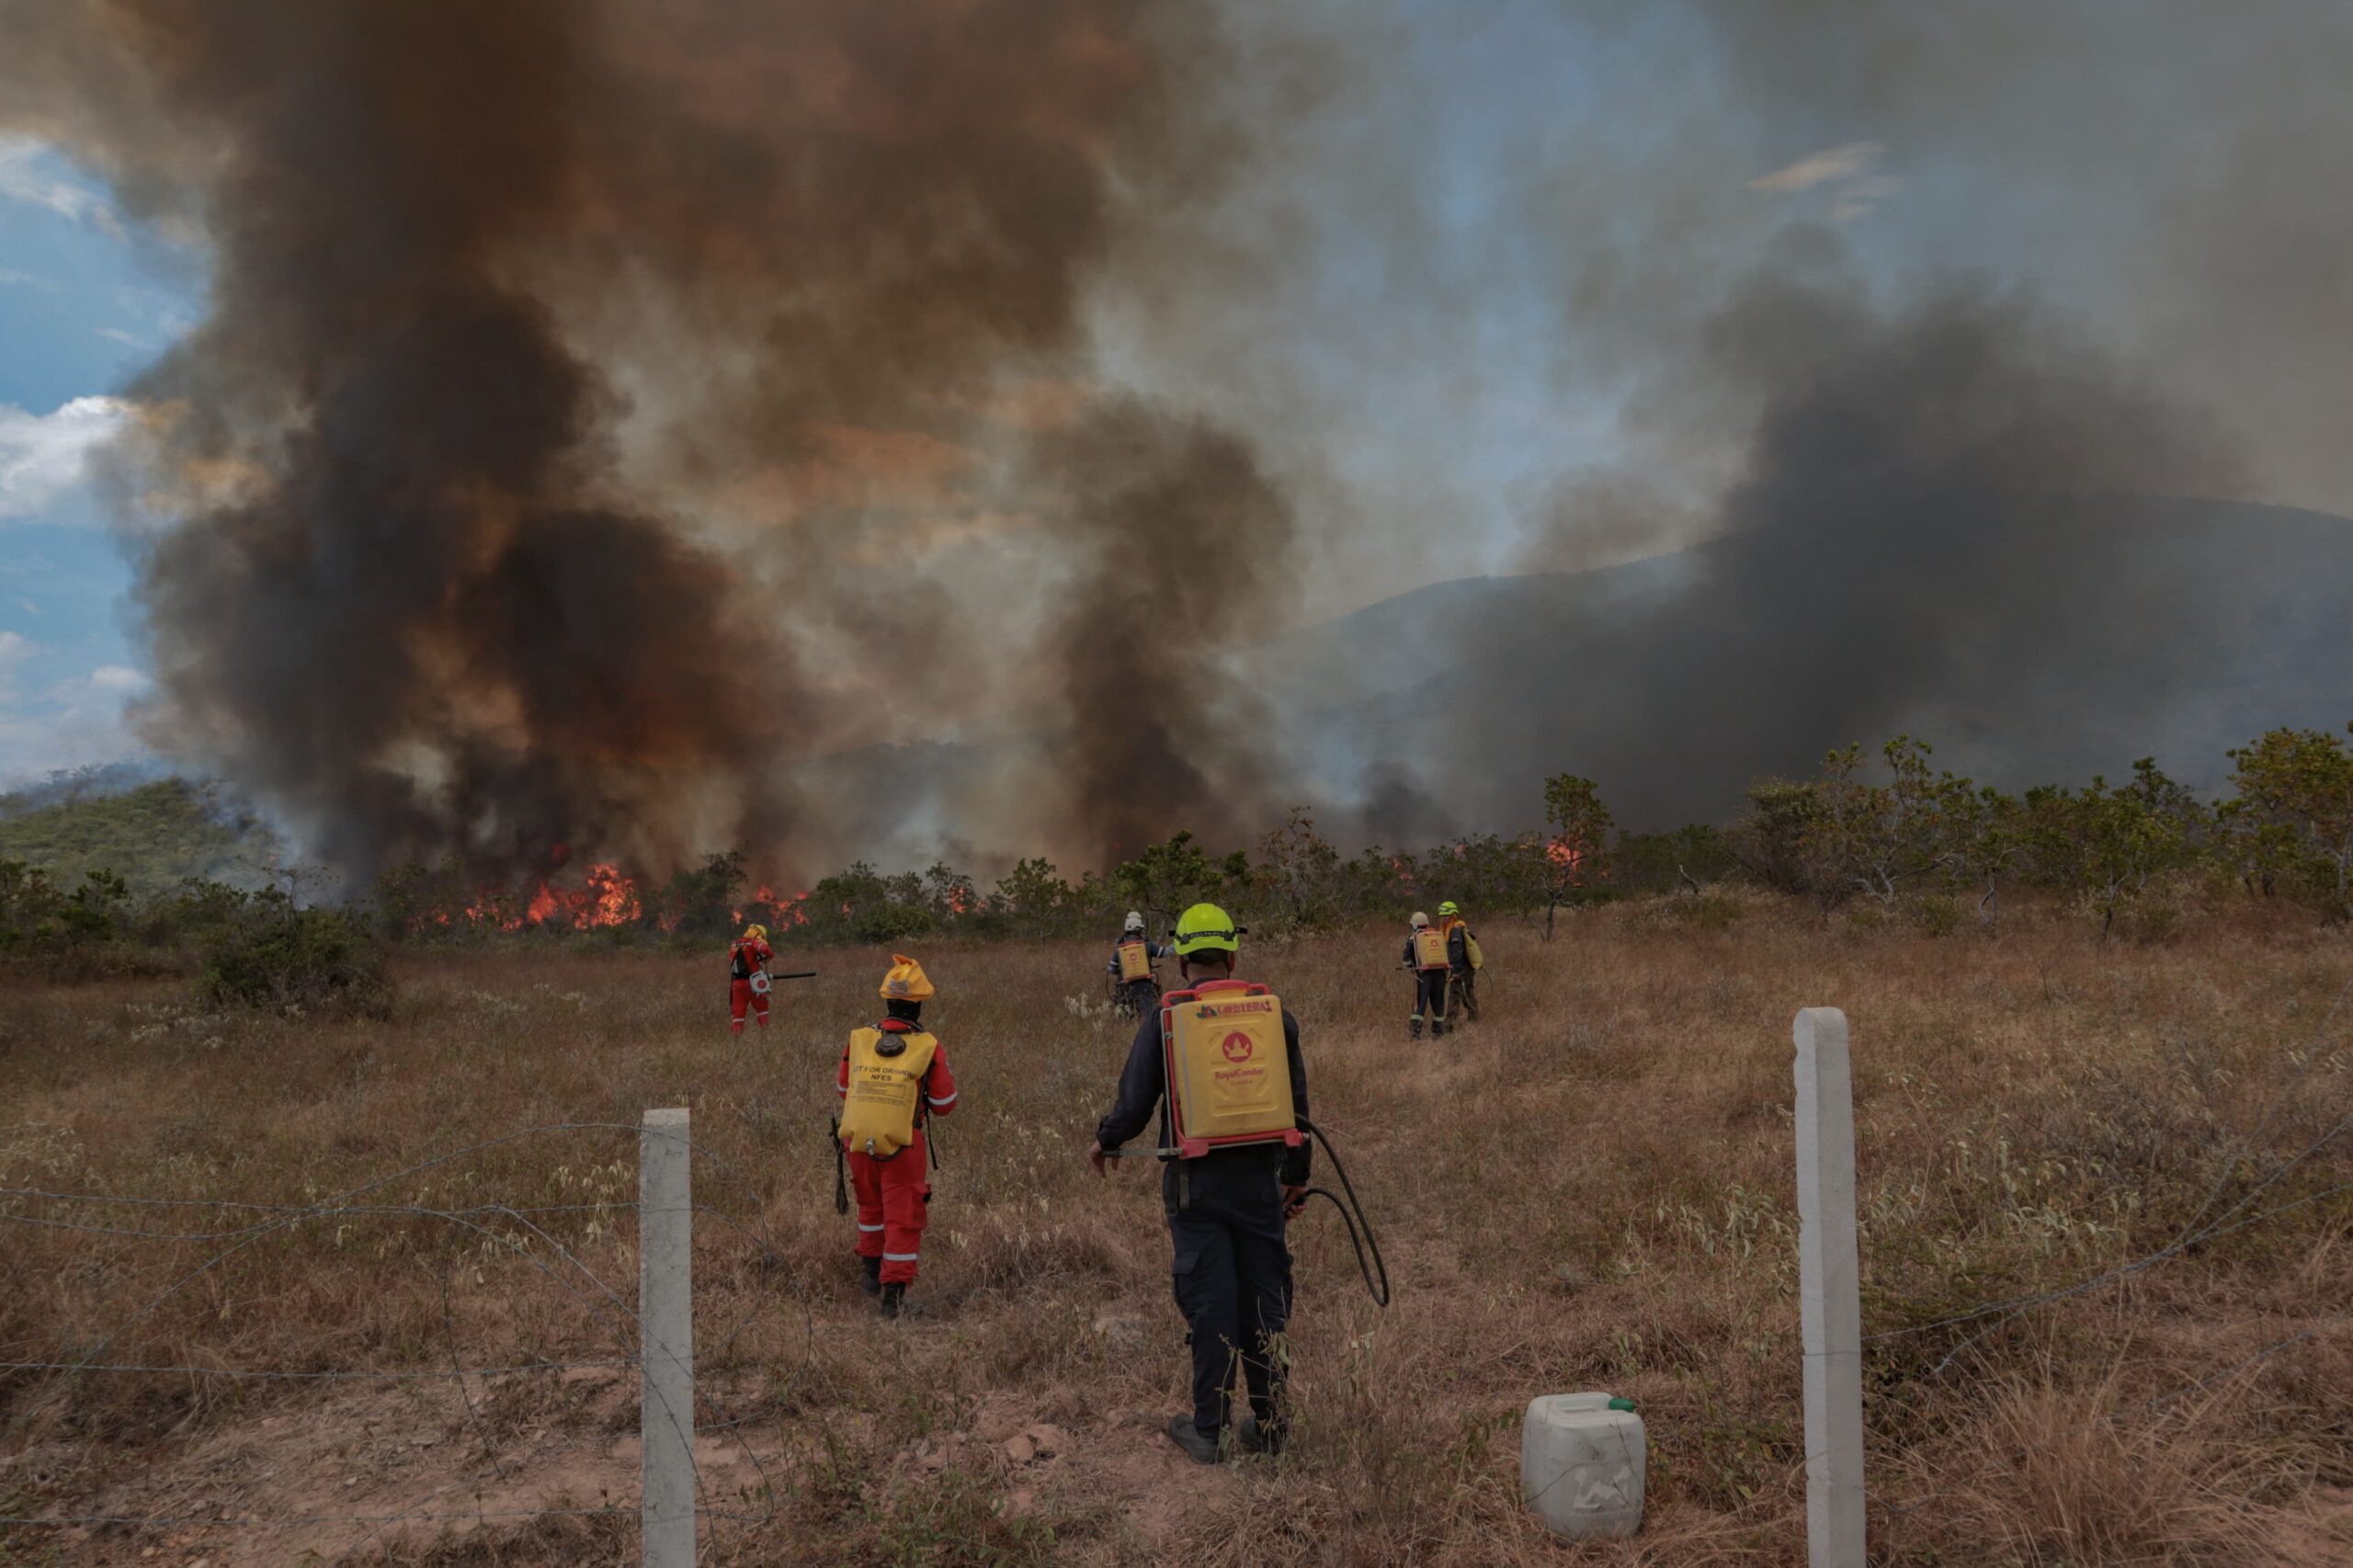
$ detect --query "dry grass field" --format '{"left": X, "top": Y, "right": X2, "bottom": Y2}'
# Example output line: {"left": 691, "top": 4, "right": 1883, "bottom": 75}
{"left": 3, "top": 895, "right": 2350, "bottom": 1565}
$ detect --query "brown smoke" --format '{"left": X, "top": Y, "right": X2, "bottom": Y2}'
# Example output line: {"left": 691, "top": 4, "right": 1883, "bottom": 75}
{"left": 1030, "top": 400, "right": 1295, "bottom": 860}
{"left": 2, "top": 0, "right": 1292, "bottom": 878}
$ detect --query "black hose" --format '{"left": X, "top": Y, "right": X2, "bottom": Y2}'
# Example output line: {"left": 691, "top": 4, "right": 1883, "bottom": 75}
{"left": 1299, "top": 1119, "right": 1391, "bottom": 1309}
{"left": 830, "top": 1117, "right": 848, "bottom": 1216}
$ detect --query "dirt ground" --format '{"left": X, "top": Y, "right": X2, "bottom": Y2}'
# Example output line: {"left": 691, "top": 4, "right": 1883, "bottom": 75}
{"left": 3, "top": 897, "right": 2349, "bottom": 1564}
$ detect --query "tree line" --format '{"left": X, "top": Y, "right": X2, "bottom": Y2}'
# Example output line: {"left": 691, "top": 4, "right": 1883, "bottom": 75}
{"left": 5, "top": 721, "right": 2347, "bottom": 1009}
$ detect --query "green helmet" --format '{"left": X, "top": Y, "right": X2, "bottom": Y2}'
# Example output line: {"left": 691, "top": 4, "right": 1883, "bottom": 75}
{"left": 1172, "top": 902, "right": 1240, "bottom": 957}
{"left": 1438, "top": 900, "right": 1461, "bottom": 916}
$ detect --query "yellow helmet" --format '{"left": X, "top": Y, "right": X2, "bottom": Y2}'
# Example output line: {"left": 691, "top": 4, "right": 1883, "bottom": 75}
{"left": 1438, "top": 901, "right": 1460, "bottom": 917}
{"left": 880, "top": 952, "right": 935, "bottom": 1002}
{"left": 743, "top": 924, "right": 768, "bottom": 941}
{"left": 1172, "top": 903, "right": 1239, "bottom": 957}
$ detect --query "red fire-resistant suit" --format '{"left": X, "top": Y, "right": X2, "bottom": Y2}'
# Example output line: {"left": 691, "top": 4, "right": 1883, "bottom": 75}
{"left": 837, "top": 1020, "right": 958, "bottom": 1286}
{"left": 729, "top": 936, "right": 774, "bottom": 1034}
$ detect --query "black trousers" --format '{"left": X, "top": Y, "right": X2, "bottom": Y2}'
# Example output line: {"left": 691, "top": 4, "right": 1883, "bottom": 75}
{"left": 1449, "top": 967, "right": 1478, "bottom": 1020}
{"left": 1412, "top": 968, "right": 1449, "bottom": 1030}
{"left": 1117, "top": 976, "right": 1160, "bottom": 1016}
{"left": 1164, "top": 1155, "right": 1292, "bottom": 1434}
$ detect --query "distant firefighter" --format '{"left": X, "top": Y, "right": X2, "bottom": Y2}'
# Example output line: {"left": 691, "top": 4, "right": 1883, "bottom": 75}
{"left": 1106, "top": 909, "right": 1173, "bottom": 1019}
{"left": 728, "top": 924, "right": 773, "bottom": 1035}
{"left": 836, "top": 954, "right": 958, "bottom": 1319}
{"left": 1438, "top": 900, "right": 1482, "bottom": 1024}
{"left": 1404, "top": 910, "right": 1449, "bottom": 1039}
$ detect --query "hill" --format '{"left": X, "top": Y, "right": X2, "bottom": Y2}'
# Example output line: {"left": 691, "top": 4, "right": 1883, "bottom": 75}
{"left": 1239, "top": 495, "right": 2353, "bottom": 835}
{"left": 0, "top": 777, "right": 283, "bottom": 893}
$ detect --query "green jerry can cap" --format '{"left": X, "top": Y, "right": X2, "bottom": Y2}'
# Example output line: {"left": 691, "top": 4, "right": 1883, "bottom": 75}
{"left": 1608, "top": 1397, "right": 1636, "bottom": 1412}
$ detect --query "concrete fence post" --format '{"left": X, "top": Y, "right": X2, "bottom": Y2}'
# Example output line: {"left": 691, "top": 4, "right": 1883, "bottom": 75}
{"left": 640, "top": 1108, "right": 695, "bottom": 1568}
{"left": 1793, "top": 1008, "right": 1865, "bottom": 1568}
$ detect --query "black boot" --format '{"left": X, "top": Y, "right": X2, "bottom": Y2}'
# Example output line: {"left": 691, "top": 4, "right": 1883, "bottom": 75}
{"left": 859, "top": 1255, "right": 882, "bottom": 1298}
{"left": 1409, "top": 1017, "right": 1424, "bottom": 1040}
{"left": 1165, "top": 1416, "right": 1222, "bottom": 1465}
{"left": 1237, "top": 1410, "right": 1287, "bottom": 1457}
{"left": 878, "top": 1281, "right": 905, "bottom": 1320}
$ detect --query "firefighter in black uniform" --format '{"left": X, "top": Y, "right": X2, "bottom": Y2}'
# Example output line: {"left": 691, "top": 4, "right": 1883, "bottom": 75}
{"left": 1404, "top": 910, "right": 1449, "bottom": 1038}
{"left": 1088, "top": 903, "right": 1312, "bottom": 1463}
{"left": 1439, "top": 900, "right": 1479, "bottom": 1023}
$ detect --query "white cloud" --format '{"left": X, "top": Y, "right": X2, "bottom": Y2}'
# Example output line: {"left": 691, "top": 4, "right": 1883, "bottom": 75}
{"left": 1748, "top": 141, "right": 1884, "bottom": 194}
{"left": 0, "top": 135, "right": 122, "bottom": 234}
{"left": 95, "top": 326, "right": 153, "bottom": 348}
{"left": 0, "top": 395, "right": 133, "bottom": 522}
{"left": 1748, "top": 141, "right": 1903, "bottom": 222}
{"left": 78, "top": 665, "right": 149, "bottom": 697}
{"left": 0, "top": 630, "right": 30, "bottom": 693}
{"left": 0, "top": 653, "right": 153, "bottom": 788}
{"left": 0, "top": 268, "right": 56, "bottom": 290}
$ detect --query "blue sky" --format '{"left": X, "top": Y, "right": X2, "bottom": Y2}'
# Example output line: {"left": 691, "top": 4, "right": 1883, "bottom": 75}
{"left": 0, "top": 135, "right": 200, "bottom": 787}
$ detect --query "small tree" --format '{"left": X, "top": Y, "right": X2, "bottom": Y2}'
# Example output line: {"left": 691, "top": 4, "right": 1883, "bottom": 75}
{"left": 2225, "top": 722, "right": 2353, "bottom": 919}
{"left": 993, "top": 857, "right": 1072, "bottom": 936}
{"left": 202, "top": 889, "right": 392, "bottom": 1017}
{"left": 1254, "top": 807, "right": 1341, "bottom": 930}
{"left": 1110, "top": 831, "right": 1220, "bottom": 933}
{"left": 1730, "top": 777, "right": 1827, "bottom": 894}
{"left": 1832, "top": 737, "right": 1978, "bottom": 903}
{"left": 1540, "top": 773, "right": 1614, "bottom": 937}
{"left": 61, "top": 869, "right": 131, "bottom": 945}
{"left": 2024, "top": 758, "right": 2209, "bottom": 936}
{"left": 1945, "top": 784, "right": 2027, "bottom": 923}
{"left": 659, "top": 848, "right": 748, "bottom": 937}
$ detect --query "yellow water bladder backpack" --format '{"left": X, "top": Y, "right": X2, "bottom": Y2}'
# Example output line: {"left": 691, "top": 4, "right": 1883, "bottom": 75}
{"left": 1117, "top": 939, "right": 1153, "bottom": 983}
{"left": 838, "top": 1025, "right": 939, "bottom": 1158}
{"left": 1412, "top": 926, "right": 1449, "bottom": 971}
{"left": 1161, "top": 981, "right": 1302, "bottom": 1159}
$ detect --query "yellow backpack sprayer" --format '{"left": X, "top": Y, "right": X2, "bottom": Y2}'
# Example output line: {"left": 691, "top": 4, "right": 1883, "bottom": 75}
{"left": 1139, "top": 910, "right": 1390, "bottom": 1307}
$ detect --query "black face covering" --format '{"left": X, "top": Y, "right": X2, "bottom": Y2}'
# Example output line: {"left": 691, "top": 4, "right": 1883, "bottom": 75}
{"left": 884, "top": 998, "right": 924, "bottom": 1025}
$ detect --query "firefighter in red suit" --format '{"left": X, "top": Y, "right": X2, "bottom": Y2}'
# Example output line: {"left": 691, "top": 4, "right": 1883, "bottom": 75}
{"left": 728, "top": 924, "right": 774, "bottom": 1035}
{"left": 836, "top": 953, "right": 958, "bottom": 1318}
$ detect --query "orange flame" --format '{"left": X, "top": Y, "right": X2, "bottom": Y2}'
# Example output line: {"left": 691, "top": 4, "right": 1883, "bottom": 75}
{"left": 450, "top": 861, "right": 643, "bottom": 931}
{"left": 735, "top": 884, "right": 811, "bottom": 930}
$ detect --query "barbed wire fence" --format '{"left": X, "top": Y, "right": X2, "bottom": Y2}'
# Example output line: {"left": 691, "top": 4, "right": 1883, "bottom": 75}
{"left": 1793, "top": 979, "right": 2353, "bottom": 1561}
{"left": 0, "top": 1113, "right": 821, "bottom": 1564}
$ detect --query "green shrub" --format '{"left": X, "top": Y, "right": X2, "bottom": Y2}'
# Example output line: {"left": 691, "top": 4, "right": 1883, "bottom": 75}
{"left": 851, "top": 901, "right": 936, "bottom": 944}
{"left": 201, "top": 892, "right": 392, "bottom": 1017}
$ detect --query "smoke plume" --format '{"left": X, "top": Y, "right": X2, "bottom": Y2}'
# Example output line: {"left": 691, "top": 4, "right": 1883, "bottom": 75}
{"left": 2, "top": 0, "right": 1294, "bottom": 879}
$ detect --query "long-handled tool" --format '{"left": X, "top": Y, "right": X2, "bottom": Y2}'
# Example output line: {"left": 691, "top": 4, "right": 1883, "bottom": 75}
{"left": 750, "top": 968, "right": 817, "bottom": 996}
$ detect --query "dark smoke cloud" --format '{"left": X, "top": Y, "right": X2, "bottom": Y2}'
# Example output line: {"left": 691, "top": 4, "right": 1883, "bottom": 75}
{"left": 1268, "top": 260, "right": 2299, "bottom": 833}
{"left": 10, "top": 0, "right": 2350, "bottom": 872}
{"left": 3, "top": 0, "right": 1296, "bottom": 879}
{"left": 1030, "top": 401, "right": 1294, "bottom": 860}
{"left": 1224, "top": 1, "right": 2353, "bottom": 835}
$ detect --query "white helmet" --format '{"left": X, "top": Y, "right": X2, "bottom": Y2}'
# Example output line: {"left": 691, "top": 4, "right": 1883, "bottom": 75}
{"left": 1123, "top": 910, "right": 1144, "bottom": 932}
{"left": 1410, "top": 911, "right": 1429, "bottom": 928}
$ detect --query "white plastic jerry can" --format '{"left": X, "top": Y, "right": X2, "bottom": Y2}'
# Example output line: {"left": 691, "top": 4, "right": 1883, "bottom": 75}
{"left": 1521, "top": 1392, "right": 1645, "bottom": 1540}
